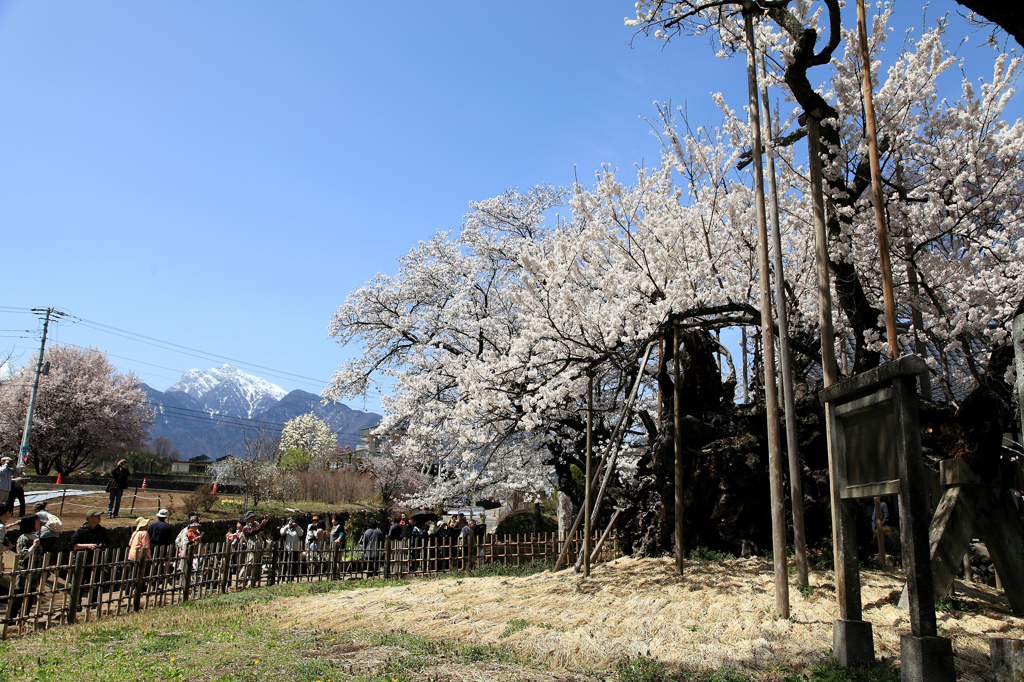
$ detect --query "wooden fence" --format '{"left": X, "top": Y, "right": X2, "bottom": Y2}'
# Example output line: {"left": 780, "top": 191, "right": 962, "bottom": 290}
{"left": 0, "top": 531, "right": 618, "bottom": 639}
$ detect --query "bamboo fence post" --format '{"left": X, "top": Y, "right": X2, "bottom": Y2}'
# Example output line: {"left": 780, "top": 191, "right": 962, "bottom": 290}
{"left": 268, "top": 541, "right": 279, "bottom": 587}
{"left": 383, "top": 538, "right": 391, "bottom": 579}
{"left": 1, "top": 567, "right": 16, "bottom": 639}
{"left": 219, "top": 544, "right": 232, "bottom": 594}
{"left": 182, "top": 544, "right": 194, "bottom": 602}
{"left": 59, "top": 490, "right": 67, "bottom": 516}
{"left": 743, "top": 6, "right": 789, "bottom": 619}
{"left": 759, "top": 50, "right": 808, "bottom": 587}
{"left": 68, "top": 551, "right": 85, "bottom": 624}
{"left": 133, "top": 554, "right": 147, "bottom": 612}
{"left": 129, "top": 487, "right": 138, "bottom": 516}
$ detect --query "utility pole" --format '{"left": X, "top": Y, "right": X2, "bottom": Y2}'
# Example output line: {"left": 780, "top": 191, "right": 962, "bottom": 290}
{"left": 19, "top": 308, "right": 65, "bottom": 469}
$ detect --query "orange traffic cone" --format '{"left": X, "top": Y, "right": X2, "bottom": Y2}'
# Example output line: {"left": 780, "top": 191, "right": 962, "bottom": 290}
{"left": 211, "top": 482, "right": 217, "bottom": 494}
{"left": 141, "top": 477, "right": 147, "bottom": 489}
{"left": 56, "top": 473, "right": 63, "bottom": 485}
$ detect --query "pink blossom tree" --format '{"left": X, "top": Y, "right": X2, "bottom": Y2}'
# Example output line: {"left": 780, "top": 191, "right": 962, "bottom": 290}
{"left": 0, "top": 345, "right": 153, "bottom": 475}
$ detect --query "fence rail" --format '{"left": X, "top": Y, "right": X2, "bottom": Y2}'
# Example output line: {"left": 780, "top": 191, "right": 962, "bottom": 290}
{"left": 0, "top": 531, "right": 618, "bottom": 639}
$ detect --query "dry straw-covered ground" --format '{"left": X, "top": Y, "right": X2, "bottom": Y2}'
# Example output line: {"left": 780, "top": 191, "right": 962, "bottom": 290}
{"left": 283, "top": 556, "right": 1023, "bottom": 681}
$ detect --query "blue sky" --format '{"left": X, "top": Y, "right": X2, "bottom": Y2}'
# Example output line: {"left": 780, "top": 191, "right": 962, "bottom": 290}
{"left": 1, "top": 1, "right": 1018, "bottom": 415}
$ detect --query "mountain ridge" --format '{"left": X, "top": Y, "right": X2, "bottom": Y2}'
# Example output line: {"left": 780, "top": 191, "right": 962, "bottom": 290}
{"left": 143, "top": 365, "right": 380, "bottom": 459}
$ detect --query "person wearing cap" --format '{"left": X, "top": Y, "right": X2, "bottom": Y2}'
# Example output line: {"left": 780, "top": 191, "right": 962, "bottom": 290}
{"left": 238, "top": 511, "right": 270, "bottom": 587}
{"left": 70, "top": 510, "right": 110, "bottom": 552}
{"left": 0, "top": 458, "right": 14, "bottom": 503}
{"left": 147, "top": 509, "right": 175, "bottom": 548}
{"left": 106, "top": 459, "right": 131, "bottom": 518}
{"left": 33, "top": 501, "right": 63, "bottom": 554}
{"left": 7, "top": 460, "right": 27, "bottom": 518}
{"left": 69, "top": 510, "right": 110, "bottom": 611}
{"left": 8, "top": 514, "right": 42, "bottom": 622}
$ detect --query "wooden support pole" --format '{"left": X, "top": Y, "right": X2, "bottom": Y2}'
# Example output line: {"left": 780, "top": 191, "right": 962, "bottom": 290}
{"left": 585, "top": 343, "right": 655, "bottom": 544}
{"left": 806, "top": 112, "right": 847, "bottom": 615}
{"left": 584, "top": 373, "right": 593, "bottom": 578}
{"left": 742, "top": 327, "right": 749, "bottom": 403}
{"left": 856, "top": 0, "right": 899, "bottom": 359}
{"left": 590, "top": 508, "right": 622, "bottom": 564}
{"left": 556, "top": 344, "right": 653, "bottom": 572}
{"left": 759, "top": 51, "right": 807, "bottom": 587}
{"left": 59, "top": 489, "right": 66, "bottom": 516}
{"left": 673, "top": 325, "right": 685, "bottom": 573}
{"left": 129, "top": 488, "right": 138, "bottom": 517}
{"left": 874, "top": 497, "right": 886, "bottom": 564}
{"left": 744, "top": 5, "right": 789, "bottom": 620}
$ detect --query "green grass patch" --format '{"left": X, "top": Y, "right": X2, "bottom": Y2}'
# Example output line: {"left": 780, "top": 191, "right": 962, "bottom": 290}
{"left": 689, "top": 547, "right": 735, "bottom": 562}
{"left": 443, "top": 559, "right": 553, "bottom": 579}
{"left": 499, "top": 618, "right": 531, "bottom": 638}
{"left": 935, "top": 596, "right": 977, "bottom": 613}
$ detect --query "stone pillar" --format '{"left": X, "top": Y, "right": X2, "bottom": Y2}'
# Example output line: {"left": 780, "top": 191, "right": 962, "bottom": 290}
{"left": 557, "top": 491, "right": 572, "bottom": 539}
{"left": 991, "top": 638, "right": 1024, "bottom": 682}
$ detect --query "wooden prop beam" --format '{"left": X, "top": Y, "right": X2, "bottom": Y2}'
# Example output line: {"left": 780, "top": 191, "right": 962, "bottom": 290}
{"left": 554, "top": 343, "right": 654, "bottom": 572}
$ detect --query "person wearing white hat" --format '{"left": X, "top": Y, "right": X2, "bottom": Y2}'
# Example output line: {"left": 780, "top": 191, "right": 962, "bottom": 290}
{"left": 147, "top": 509, "right": 175, "bottom": 548}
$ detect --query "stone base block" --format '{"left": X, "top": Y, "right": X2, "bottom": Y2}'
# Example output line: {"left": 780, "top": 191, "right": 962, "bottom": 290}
{"left": 900, "top": 634, "right": 955, "bottom": 682}
{"left": 990, "top": 638, "right": 1024, "bottom": 682}
{"left": 833, "top": 618, "right": 874, "bottom": 668}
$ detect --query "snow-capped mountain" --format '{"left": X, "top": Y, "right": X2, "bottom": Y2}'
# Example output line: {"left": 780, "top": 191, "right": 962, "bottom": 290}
{"left": 143, "top": 364, "right": 381, "bottom": 459}
{"left": 168, "top": 364, "right": 287, "bottom": 419}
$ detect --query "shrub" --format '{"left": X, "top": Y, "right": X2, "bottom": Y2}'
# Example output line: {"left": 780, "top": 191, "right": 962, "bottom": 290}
{"left": 276, "top": 469, "right": 375, "bottom": 504}
{"left": 689, "top": 546, "right": 735, "bottom": 561}
{"left": 493, "top": 510, "right": 557, "bottom": 537}
{"left": 182, "top": 484, "right": 219, "bottom": 513}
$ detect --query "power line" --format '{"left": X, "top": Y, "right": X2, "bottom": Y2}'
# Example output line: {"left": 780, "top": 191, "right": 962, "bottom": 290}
{"left": 71, "top": 316, "right": 330, "bottom": 386}
{"left": 6, "top": 308, "right": 386, "bottom": 401}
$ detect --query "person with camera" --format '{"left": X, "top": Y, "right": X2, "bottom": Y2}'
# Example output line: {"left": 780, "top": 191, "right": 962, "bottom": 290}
{"left": 278, "top": 517, "right": 305, "bottom": 580}
{"left": 70, "top": 509, "right": 110, "bottom": 612}
{"left": 239, "top": 511, "right": 271, "bottom": 587}
{"left": 106, "top": 460, "right": 131, "bottom": 519}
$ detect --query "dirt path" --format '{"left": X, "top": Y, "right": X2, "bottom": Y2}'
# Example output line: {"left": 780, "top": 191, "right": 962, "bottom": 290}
{"left": 281, "top": 556, "right": 1022, "bottom": 681}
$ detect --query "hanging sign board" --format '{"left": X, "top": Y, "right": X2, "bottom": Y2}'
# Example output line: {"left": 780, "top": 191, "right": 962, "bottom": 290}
{"left": 834, "top": 387, "right": 899, "bottom": 499}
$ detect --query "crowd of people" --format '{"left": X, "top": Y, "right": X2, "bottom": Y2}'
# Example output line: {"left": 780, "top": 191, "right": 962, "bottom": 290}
{"left": 0, "top": 504, "right": 495, "bottom": 625}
